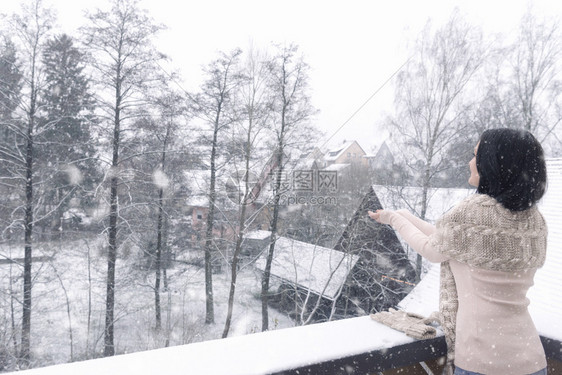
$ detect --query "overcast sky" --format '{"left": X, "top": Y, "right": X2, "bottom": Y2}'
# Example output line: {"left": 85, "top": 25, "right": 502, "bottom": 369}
{"left": 3, "top": 0, "right": 562, "bottom": 152}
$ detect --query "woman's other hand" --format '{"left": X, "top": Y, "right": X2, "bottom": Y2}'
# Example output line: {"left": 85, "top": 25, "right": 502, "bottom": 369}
{"left": 368, "top": 209, "right": 391, "bottom": 225}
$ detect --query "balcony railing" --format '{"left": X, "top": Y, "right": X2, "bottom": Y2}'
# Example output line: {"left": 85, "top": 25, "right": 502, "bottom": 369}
{"left": 8, "top": 315, "right": 562, "bottom": 375}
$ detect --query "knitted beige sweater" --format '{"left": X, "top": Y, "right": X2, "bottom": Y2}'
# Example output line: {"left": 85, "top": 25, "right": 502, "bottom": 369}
{"left": 380, "top": 194, "right": 547, "bottom": 375}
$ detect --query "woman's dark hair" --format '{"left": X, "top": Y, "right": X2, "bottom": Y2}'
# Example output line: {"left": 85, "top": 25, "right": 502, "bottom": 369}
{"left": 476, "top": 128, "right": 547, "bottom": 211}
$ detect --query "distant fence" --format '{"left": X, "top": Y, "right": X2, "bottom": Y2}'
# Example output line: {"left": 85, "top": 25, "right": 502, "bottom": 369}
{"left": 0, "top": 256, "right": 52, "bottom": 265}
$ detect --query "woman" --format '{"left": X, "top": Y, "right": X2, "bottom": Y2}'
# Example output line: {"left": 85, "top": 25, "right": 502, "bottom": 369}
{"left": 368, "top": 128, "right": 548, "bottom": 375}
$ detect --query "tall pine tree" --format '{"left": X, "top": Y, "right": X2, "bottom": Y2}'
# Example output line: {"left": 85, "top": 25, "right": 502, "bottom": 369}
{"left": 36, "top": 33, "right": 96, "bottom": 237}
{"left": 4, "top": 0, "right": 55, "bottom": 363}
{"left": 0, "top": 38, "right": 23, "bottom": 233}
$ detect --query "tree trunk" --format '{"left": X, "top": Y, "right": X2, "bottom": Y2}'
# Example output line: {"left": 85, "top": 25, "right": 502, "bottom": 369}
{"left": 155, "top": 125, "right": 170, "bottom": 331}
{"left": 154, "top": 187, "right": 164, "bottom": 331}
{"left": 204, "top": 122, "right": 220, "bottom": 324}
{"left": 20, "top": 68, "right": 36, "bottom": 365}
{"left": 261, "top": 80, "right": 289, "bottom": 331}
{"left": 104, "top": 176, "right": 118, "bottom": 357}
{"left": 21, "top": 125, "right": 33, "bottom": 363}
{"left": 10, "top": 261, "right": 18, "bottom": 356}
{"left": 261, "top": 232, "right": 277, "bottom": 331}
{"left": 85, "top": 240, "right": 92, "bottom": 358}
{"left": 163, "top": 214, "right": 169, "bottom": 292}
{"left": 104, "top": 79, "right": 121, "bottom": 357}
{"left": 261, "top": 143, "right": 285, "bottom": 331}
{"left": 222, "top": 127, "right": 252, "bottom": 338}
{"left": 222, "top": 205, "right": 246, "bottom": 338}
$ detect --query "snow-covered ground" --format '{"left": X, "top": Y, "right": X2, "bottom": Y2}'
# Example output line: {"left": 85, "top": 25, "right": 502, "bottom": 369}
{"left": 0, "top": 235, "right": 294, "bottom": 371}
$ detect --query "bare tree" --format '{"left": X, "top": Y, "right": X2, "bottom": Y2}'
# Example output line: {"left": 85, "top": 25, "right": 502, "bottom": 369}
{"left": 387, "top": 13, "right": 484, "bottom": 279}
{"left": 297, "top": 243, "right": 355, "bottom": 325}
{"left": 459, "top": 10, "right": 562, "bottom": 156}
{"left": 514, "top": 11, "right": 561, "bottom": 138}
{"left": 81, "top": 0, "right": 166, "bottom": 356}
{"left": 191, "top": 49, "right": 244, "bottom": 325}
{"left": 2, "top": 0, "right": 54, "bottom": 363}
{"left": 489, "top": 11, "right": 562, "bottom": 146}
{"left": 136, "top": 92, "right": 187, "bottom": 333}
{"left": 261, "top": 43, "right": 316, "bottom": 331}
{"left": 152, "top": 95, "right": 180, "bottom": 332}
{"left": 222, "top": 46, "right": 272, "bottom": 338}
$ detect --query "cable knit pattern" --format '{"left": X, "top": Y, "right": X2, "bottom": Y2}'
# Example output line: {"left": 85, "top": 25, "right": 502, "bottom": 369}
{"left": 430, "top": 193, "right": 547, "bottom": 373}
{"left": 439, "top": 262, "right": 457, "bottom": 375}
{"left": 431, "top": 194, "right": 547, "bottom": 271}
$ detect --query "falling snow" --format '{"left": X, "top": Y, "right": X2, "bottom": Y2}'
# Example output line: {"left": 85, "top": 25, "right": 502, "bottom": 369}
{"left": 152, "top": 169, "right": 170, "bottom": 189}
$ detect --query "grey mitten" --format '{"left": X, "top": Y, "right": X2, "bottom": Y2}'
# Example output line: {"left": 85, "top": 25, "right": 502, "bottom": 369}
{"left": 370, "top": 308, "right": 437, "bottom": 340}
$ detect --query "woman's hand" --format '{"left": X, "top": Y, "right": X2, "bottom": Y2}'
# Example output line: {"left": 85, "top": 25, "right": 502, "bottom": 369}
{"left": 368, "top": 209, "right": 390, "bottom": 224}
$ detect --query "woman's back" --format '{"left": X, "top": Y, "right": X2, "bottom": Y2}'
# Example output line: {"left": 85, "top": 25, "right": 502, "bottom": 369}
{"left": 451, "top": 261, "right": 546, "bottom": 374}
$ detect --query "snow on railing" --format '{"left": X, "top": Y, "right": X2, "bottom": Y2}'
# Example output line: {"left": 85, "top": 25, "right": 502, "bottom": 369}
{"left": 8, "top": 316, "right": 446, "bottom": 375}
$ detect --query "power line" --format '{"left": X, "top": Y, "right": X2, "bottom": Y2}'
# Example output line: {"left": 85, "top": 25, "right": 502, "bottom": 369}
{"left": 156, "top": 60, "right": 197, "bottom": 102}
{"left": 320, "top": 55, "right": 413, "bottom": 149}
{"left": 156, "top": 53, "right": 414, "bottom": 149}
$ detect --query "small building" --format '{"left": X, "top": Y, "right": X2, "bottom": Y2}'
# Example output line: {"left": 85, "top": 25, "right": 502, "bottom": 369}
{"left": 242, "top": 230, "right": 271, "bottom": 259}
{"left": 183, "top": 170, "right": 212, "bottom": 236}
{"left": 180, "top": 169, "right": 240, "bottom": 270}
{"left": 254, "top": 236, "right": 359, "bottom": 323}
{"left": 364, "top": 140, "right": 394, "bottom": 171}
{"left": 323, "top": 140, "right": 368, "bottom": 168}
{"left": 289, "top": 146, "right": 324, "bottom": 171}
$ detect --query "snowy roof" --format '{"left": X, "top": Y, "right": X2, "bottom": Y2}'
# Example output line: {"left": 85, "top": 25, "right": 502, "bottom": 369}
{"left": 323, "top": 163, "right": 350, "bottom": 172}
{"left": 364, "top": 141, "right": 392, "bottom": 157}
{"left": 324, "top": 140, "right": 364, "bottom": 162}
{"left": 289, "top": 147, "right": 323, "bottom": 171}
{"left": 183, "top": 169, "right": 241, "bottom": 211}
{"left": 399, "top": 158, "right": 562, "bottom": 343}
{"left": 184, "top": 170, "right": 211, "bottom": 207}
{"left": 255, "top": 237, "right": 359, "bottom": 300}
{"left": 244, "top": 230, "right": 271, "bottom": 240}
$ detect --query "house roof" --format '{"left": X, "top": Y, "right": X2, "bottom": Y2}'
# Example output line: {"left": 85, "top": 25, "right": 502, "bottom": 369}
{"left": 290, "top": 147, "right": 323, "bottom": 171}
{"left": 184, "top": 170, "right": 211, "bottom": 207}
{"left": 398, "top": 158, "right": 562, "bottom": 343}
{"left": 183, "top": 169, "right": 245, "bottom": 211}
{"left": 323, "top": 163, "right": 350, "bottom": 172}
{"left": 334, "top": 185, "right": 419, "bottom": 287}
{"left": 364, "top": 141, "right": 392, "bottom": 159}
{"left": 254, "top": 236, "right": 360, "bottom": 300}
{"left": 244, "top": 230, "right": 272, "bottom": 240}
{"left": 324, "top": 140, "right": 365, "bottom": 162}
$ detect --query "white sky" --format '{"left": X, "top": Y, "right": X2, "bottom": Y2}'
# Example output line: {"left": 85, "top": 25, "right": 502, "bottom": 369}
{"left": 3, "top": 0, "right": 562, "bottom": 152}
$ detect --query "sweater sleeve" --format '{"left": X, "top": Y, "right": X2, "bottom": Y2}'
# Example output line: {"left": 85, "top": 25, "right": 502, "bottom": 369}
{"left": 395, "top": 209, "right": 436, "bottom": 236}
{"left": 379, "top": 210, "right": 448, "bottom": 264}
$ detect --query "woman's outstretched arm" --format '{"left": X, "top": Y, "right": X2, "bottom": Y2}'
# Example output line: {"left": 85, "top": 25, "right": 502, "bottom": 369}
{"left": 368, "top": 210, "right": 447, "bottom": 263}
{"left": 395, "top": 209, "right": 436, "bottom": 236}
